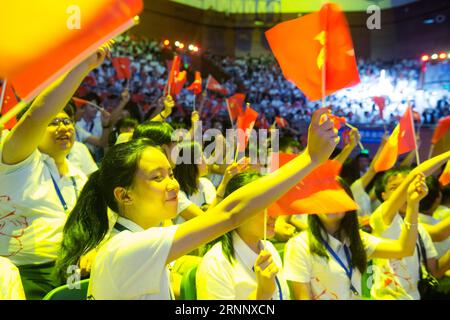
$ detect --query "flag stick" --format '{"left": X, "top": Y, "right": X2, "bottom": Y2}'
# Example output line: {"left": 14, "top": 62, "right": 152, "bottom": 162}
{"left": 234, "top": 141, "right": 240, "bottom": 163}
{"left": 193, "top": 94, "right": 196, "bottom": 112}
{"left": 263, "top": 209, "right": 268, "bottom": 250}
{"left": 321, "top": 4, "right": 328, "bottom": 109}
{"left": 0, "top": 79, "right": 7, "bottom": 114}
{"left": 225, "top": 99, "right": 234, "bottom": 129}
{"left": 407, "top": 102, "right": 420, "bottom": 165}
{"left": 345, "top": 122, "right": 365, "bottom": 150}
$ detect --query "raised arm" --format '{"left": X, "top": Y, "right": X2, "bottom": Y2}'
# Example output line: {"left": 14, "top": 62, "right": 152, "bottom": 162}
{"left": 371, "top": 173, "right": 427, "bottom": 259}
{"left": 151, "top": 95, "right": 174, "bottom": 122}
{"left": 2, "top": 47, "right": 109, "bottom": 165}
{"left": 168, "top": 108, "right": 339, "bottom": 263}
{"left": 333, "top": 128, "right": 359, "bottom": 165}
{"left": 421, "top": 216, "right": 450, "bottom": 242}
{"left": 380, "top": 150, "right": 450, "bottom": 226}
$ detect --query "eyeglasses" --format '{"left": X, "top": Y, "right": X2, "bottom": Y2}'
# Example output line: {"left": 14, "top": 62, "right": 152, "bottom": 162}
{"left": 48, "top": 118, "right": 74, "bottom": 127}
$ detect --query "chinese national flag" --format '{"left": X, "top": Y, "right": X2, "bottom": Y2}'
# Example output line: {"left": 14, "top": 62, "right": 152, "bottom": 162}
{"left": 439, "top": 161, "right": 450, "bottom": 187}
{"left": 431, "top": 116, "right": 450, "bottom": 144}
{"left": 187, "top": 71, "right": 202, "bottom": 95}
{"left": 227, "top": 93, "right": 245, "bottom": 121}
{"left": 374, "top": 107, "right": 417, "bottom": 172}
{"left": 236, "top": 106, "right": 259, "bottom": 152}
{"left": 265, "top": 3, "right": 360, "bottom": 101}
{"left": 206, "top": 75, "right": 229, "bottom": 95}
{"left": 0, "top": 0, "right": 143, "bottom": 101}
{"left": 167, "top": 55, "right": 181, "bottom": 94}
{"left": 171, "top": 71, "right": 187, "bottom": 95}
{"left": 0, "top": 82, "right": 19, "bottom": 129}
{"left": 372, "top": 96, "right": 385, "bottom": 118}
{"left": 268, "top": 155, "right": 358, "bottom": 216}
{"left": 112, "top": 57, "right": 131, "bottom": 79}
{"left": 275, "top": 116, "right": 288, "bottom": 128}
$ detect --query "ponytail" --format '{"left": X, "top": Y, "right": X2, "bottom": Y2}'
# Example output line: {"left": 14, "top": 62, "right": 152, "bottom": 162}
{"left": 55, "top": 170, "right": 109, "bottom": 284}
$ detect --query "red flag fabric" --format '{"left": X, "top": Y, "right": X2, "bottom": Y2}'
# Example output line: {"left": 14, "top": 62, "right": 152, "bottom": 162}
{"left": 206, "top": 75, "right": 229, "bottom": 95}
{"left": 431, "top": 116, "right": 450, "bottom": 144}
{"left": 72, "top": 97, "right": 89, "bottom": 108}
{"left": 398, "top": 106, "right": 416, "bottom": 155}
{"left": 268, "top": 155, "right": 358, "bottom": 216}
{"left": 275, "top": 116, "right": 288, "bottom": 128}
{"left": 236, "top": 106, "right": 259, "bottom": 152}
{"left": 1, "top": 0, "right": 143, "bottom": 101}
{"left": 372, "top": 96, "right": 385, "bottom": 118}
{"left": 342, "top": 128, "right": 351, "bottom": 145}
{"left": 112, "top": 57, "right": 131, "bottom": 79}
{"left": 439, "top": 161, "right": 450, "bottom": 187}
{"left": 227, "top": 93, "right": 245, "bottom": 121}
{"left": 374, "top": 107, "right": 417, "bottom": 172}
{"left": 186, "top": 71, "right": 202, "bottom": 95}
{"left": 265, "top": 3, "right": 360, "bottom": 101}
{"left": 171, "top": 71, "right": 187, "bottom": 95}
{"left": 167, "top": 55, "right": 181, "bottom": 94}
{"left": 0, "top": 82, "right": 19, "bottom": 129}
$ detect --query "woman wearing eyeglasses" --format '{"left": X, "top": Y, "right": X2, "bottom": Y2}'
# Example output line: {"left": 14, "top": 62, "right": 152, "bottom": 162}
{"left": 0, "top": 48, "right": 109, "bottom": 299}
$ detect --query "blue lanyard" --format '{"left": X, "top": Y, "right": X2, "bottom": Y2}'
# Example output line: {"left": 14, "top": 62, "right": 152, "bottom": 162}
{"left": 251, "top": 267, "right": 283, "bottom": 300}
{"left": 49, "top": 173, "right": 78, "bottom": 212}
{"left": 322, "top": 240, "right": 359, "bottom": 296}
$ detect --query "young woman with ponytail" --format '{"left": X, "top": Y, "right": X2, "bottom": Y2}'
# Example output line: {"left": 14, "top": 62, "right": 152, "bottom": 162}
{"left": 56, "top": 108, "right": 339, "bottom": 299}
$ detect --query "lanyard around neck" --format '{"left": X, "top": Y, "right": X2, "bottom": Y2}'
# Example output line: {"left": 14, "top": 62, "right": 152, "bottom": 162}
{"left": 49, "top": 173, "right": 78, "bottom": 212}
{"left": 322, "top": 240, "right": 359, "bottom": 296}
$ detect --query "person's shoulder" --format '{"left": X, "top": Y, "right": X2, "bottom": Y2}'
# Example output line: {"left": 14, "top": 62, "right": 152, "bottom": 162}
{"left": 287, "top": 231, "right": 309, "bottom": 248}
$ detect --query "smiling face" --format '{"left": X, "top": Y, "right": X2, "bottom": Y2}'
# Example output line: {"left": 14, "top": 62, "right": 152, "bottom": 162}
{"left": 124, "top": 147, "right": 180, "bottom": 228}
{"left": 38, "top": 112, "right": 75, "bottom": 158}
{"left": 382, "top": 172, "right": 408, "bottom": 214}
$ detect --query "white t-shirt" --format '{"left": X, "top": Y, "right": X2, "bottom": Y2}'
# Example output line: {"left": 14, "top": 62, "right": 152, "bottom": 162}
{"left": 350, "top": 178, "right": 372, "bottom": 218}
{"left": 88, "top": 217, "right": 178, "bottom": 300}
{"left": 67, "top": 141, "right": 98, "bottom": 176}
{"left": 0, "top": 257, "right": 25, "bottom": 300}
{"left": 0, "top": 147, "right": 87, "bottom": 265}
{"left": 197, "top": 232, "right": 290, "bottom": 300}
{"left": 174, "top": 177, "right": 216, "bottom": 225}
{"left": 419, "top": 213, "right": 450, "bottom": 258}
{"left": 284, "top": 230, "right": 379, "bottom": 300}
{"left": 369, "top": 203, "right": 438, "bottom": 300}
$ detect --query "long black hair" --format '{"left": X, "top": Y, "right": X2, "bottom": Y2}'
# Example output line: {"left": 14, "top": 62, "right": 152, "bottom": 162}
{"left": 55, "top": 138, "right": 157, "bottom": 283}
{"left": 203, "top": 172, "right": 263, "bottom": 263}
{"left": 173, "top": 140, "right": 203, "bottom": 197}
{"left": 307, "top": 177, "right": 367, "bottom": 274}
{"left": 132, "top": 121, "right": 174, "bottom": 146}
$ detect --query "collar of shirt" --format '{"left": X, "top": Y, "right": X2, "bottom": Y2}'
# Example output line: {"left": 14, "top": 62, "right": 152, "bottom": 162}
{"left": 41, "top": 152, "right": 84, "bottom": 181}
{"left": 116, "top": 216, "right": 145, "bottom": 232}
{"left": 232, "top": 232, "right": 263, "bottom": 272}
{"left": 319, "top": 229, "right": 350, "bottom": 254}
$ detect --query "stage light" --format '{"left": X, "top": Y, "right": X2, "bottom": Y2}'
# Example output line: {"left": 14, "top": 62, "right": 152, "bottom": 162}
{"left": 193, "top": 46, "right": 199, "bottom": 52}
{"left": 431, "top": 53, "right": 438, "bottom": 60}
{"left": 163, "top": 39, "right": 170, "bottom": 46}
{"left": 175, "top": 40, "right": 180, "bottom": 47}
{"left": 421, "top": 54, "right": 429, "bottom": 62}
{"left": 188, "top": 44, "right": 194, "bottom": 51}
{"left": 179, "top": 43, "right": 185, "bottom": 49}
{"left": 439, "top": 52, "right": 447, "bottom": 59}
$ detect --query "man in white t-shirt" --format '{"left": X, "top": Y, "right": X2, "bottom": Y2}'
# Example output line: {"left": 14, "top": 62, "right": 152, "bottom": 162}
{"left": 370, "top": 165, "right": 450, "bottom": 299}
{"left": 0, "top": 49, "right": 107, "bottom": 299}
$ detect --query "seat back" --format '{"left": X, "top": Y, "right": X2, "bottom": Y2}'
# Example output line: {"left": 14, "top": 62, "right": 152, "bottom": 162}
{"left": 43, "top": 279, "right": 90, "bottom": 300}
{"left": 179, "top": 265, "right": 198, "bottom": 300}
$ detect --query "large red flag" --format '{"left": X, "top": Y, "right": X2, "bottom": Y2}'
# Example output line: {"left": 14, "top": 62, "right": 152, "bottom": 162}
{"left": 112, "top": 57, "right": 131, "bottom": 80}
{"left": 167, "top": 56, "right": 181, "bottom": 94}
{"left": 265, "top": 3, "right": 360, "bottom": 101}
{"left": 268, "top": 155, "right": 358, "bottom": 216}
{"left": 1, "top": 0, "right": 143, "bottom": 101}
{"left": 171, "top": 71, "right": 187, "bottom": 95}
{"left": 236, "top": 106, "right": 259, "bottom": 152}
{"left": 206, "top": 75, "right": 229, "bottom": 95}
{"left": 374, "top": 107, "right": 417, "bottom": 172}
{"left": 0, "top": 81, "right": 19, "bottom": 129}
{"left": 227, "top": 93, "right": 245, "bottom": 121}
{"left": 186, "top": 71, "right": 202, "bottom": 95}
{"left": 431, "top": 116, "right": 450, "bottom": 144}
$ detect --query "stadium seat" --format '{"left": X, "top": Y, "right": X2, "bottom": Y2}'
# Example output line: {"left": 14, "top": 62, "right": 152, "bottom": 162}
{"left": 43, "top": 279, "right": 90, "bottom": 300}
{"left": 179, "top": 265, "right": 198, "bottom": 300}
